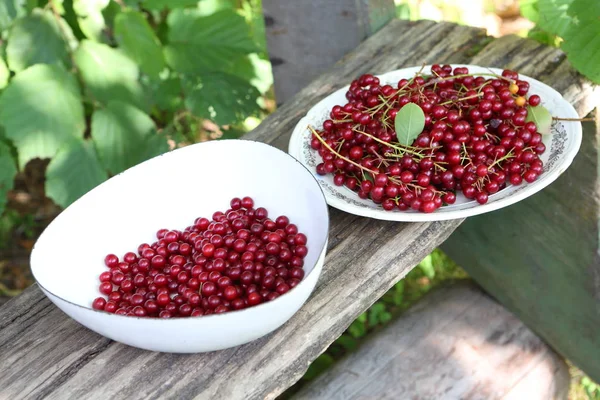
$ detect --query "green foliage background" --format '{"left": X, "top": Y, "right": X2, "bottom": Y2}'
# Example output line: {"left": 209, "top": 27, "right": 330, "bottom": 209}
{"left": 519, "top": 0, "right": 600, "bottom": 83}
{"left": 0, "top": 0, "right": 272, "bottom": 216}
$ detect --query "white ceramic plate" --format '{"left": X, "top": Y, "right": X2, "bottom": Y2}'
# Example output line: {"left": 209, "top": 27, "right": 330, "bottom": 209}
{"left": 288, "top": 64, "right": 582, "bottom": 221}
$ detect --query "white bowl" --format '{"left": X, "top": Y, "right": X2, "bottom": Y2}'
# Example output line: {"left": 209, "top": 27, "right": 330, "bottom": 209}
{"left": 30, "top": 140, "right": 329, "bottom": 353}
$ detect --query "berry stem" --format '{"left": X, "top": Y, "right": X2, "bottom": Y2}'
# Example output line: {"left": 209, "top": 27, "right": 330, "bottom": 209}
{"left": 552, "top": 116, "right": 595, "bottom": 122}
{"left": 439, "top": 93, "right": 481, "bottom": 106}
{"left": 352, "top": 128, "right": 428, "bottom": 158}
{"left": 309, "top": 126, "right": 379, "bottom": 175}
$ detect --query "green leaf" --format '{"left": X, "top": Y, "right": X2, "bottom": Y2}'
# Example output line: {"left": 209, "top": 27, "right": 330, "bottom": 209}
{"left": 561, "top": 0, "right": 600, "bottom": 84}
{"left": 0, "top": 0, "right": 26, "bottom": 32}
{"left": 527, "top": 25, "right": 561, "bottom": 47}
{"left": 184, "top": 72, "right": 261, "bottom": 126}
{"left": 368, "top": 303, "right": 386, "bottom": 327}
{"left": 418, "top": 254, "right": 435, "bottom": 279}
{"left": 347, "top": 320, "right": 366, "bottom": 338}
{"left": 141, "top": 0, "right": 199, "bottom": 10}
{"left": 24, "top": 0, "right": 36, "bottom": 12}
{"left": 45, "top": 139, "right": 108, "bottom": 207}
{"left": 238, "top": 0, "right": 266, "bottom": 52}
{"left": 537, "top": 0, "right": 573, "bottom": 37}
{"left": 73, "top": 0, "right": 110, "bottom": 41}
{"left": 146, "top": 75, "right": 182, "bottom": 111}
{"left": 62, "top": 0, "right": 87, "bottom": 40}
{"left": 91, "top": 101, "right": 167, "bottom": 174}
{"left": 519, "top": 0, "right": 540, "bottom": 23}
{"left": 335, "top": 334, "right": 358, "bottom": 352}
{"left": 568, "top": 0, "right": 600, "bottom": 17}
{"left": 526, "top": 104, "right": 553, "bottom": 135}
{"left": 0, "top": 140, "right": 17, "bottom": 216}
{"left": 357, "top": 312, "right": 367, "bottom": 323}
{"left": 0, "top": 64, "right": 85, "bottom": 168}
{"left": 393, "top": 280, "right": 405, "bottom": 305}
{"left": 395, "top": 103, "right": 425, "bottom": 146}
{"left": 380, "top": 312, "right": 392, "bottom": 324}
{"left": 164, "top": 9, "right": 258, "bottom": 75}
{"left": 196, "top": 0, "right": 235, "bottom": 16}
{"left": 228, "top": 53, "right": 273, "bottom": 95}
{"left": 115, "top": 10, "right": 165, "bottom": 78}
{"left": 396, "top": 3, "right": 411, "bottom": 20}
{"left": 6, "top": 9, "right": 70, "bottom": 72}
{"left": 101, "top": 0, "right": 123, "bottom": 30}
{"left": 0, "top": 57, "right": 9, "bottom": 89}
{"left": 74, "top": 40, "right": 147, "bottom": 110}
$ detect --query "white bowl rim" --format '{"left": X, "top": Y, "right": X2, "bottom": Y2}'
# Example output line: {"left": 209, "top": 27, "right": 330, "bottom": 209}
{"left": 30, "top": 139, "right": 330, "bottom": 321}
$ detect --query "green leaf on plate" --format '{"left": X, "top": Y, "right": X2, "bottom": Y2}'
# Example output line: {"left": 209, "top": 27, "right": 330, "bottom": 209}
{"left": 0, "top": 64, "right": 85, "bottom": 168}
{"left": 115, "top": 10, "right": 166, "bottom": 78}
{"left": 395, "top": 102, "right": 425, "bottom": 146}
{"left": 74, "top": 40, "right": 147, "bottom": 110}
{"left": 6, "top": 9, "right": 71, "bottom": 72}
{"left": 526, "top": 104, "right": 553, "bottom": 135}
{"left": 0, "top": 57, "right": 10, "bottom": 89}
{"left": 45, "top": 139, "right": 108, "bottom": 207}
{"left": 561, "top": 0, "right": 600, "bottom": 84}
{"left": 164, "top": 9, "right": 258, "bottom": 75}
{"left": 183, "top": 72, "right": 261, "bottom": 126}
{"left": 91, "top": 100, "right": 167, "bottom": 175}
{"left": 0, "top": 0, "right": 26, "bottom": 32}
{"left": 73, "top": 0, "right": 110, "bottom": 42}
{"left": 0, "top": 140, "right": 17, "bottom": 216}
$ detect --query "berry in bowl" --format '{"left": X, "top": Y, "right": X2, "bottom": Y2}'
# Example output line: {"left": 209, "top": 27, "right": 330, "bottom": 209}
{"left": 30, "top": 140, "right": 329, "bottom": 353}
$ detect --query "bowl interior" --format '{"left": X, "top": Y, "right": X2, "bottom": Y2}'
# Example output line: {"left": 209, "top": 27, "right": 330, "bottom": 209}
{"left": 31, "top": 139, "right": 329, "bottom": 309}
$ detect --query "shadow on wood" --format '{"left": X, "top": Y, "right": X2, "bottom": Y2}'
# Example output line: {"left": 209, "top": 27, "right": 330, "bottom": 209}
{"left": 293, "top": 282, "right": 569, "bottom": 400}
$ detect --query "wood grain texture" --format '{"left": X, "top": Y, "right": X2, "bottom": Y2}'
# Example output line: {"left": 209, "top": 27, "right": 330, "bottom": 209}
{"left": 293, "top": 282, "right": 569, "bottom": 400}
{"left": 0, "top": 19, "right": 594, "bottom": 399}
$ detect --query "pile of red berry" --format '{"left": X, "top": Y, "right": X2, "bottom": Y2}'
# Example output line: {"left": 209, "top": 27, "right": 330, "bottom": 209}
{"left": 92, "top": 197, "right": 308, "bottom": 318}
{"left": 310, "top": 65, "right": 547, "bottom": 213}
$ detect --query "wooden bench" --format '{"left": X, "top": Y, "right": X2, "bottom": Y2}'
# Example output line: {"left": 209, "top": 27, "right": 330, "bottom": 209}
{"left": 0, "top": 18, "right": 597, "bottom": 399}
{"left": 293, "top": 282, "right": 569, "bottom": 400}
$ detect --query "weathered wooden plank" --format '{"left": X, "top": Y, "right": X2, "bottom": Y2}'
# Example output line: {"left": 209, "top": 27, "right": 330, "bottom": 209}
{"left": 293, "top": 282, "right": 569, "bottom": 400}
{"left": 262, "top": 0, "right": 394, "bottom": 103}
{"left": 0, "top": 20, "right": 594, "bottom": 400}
